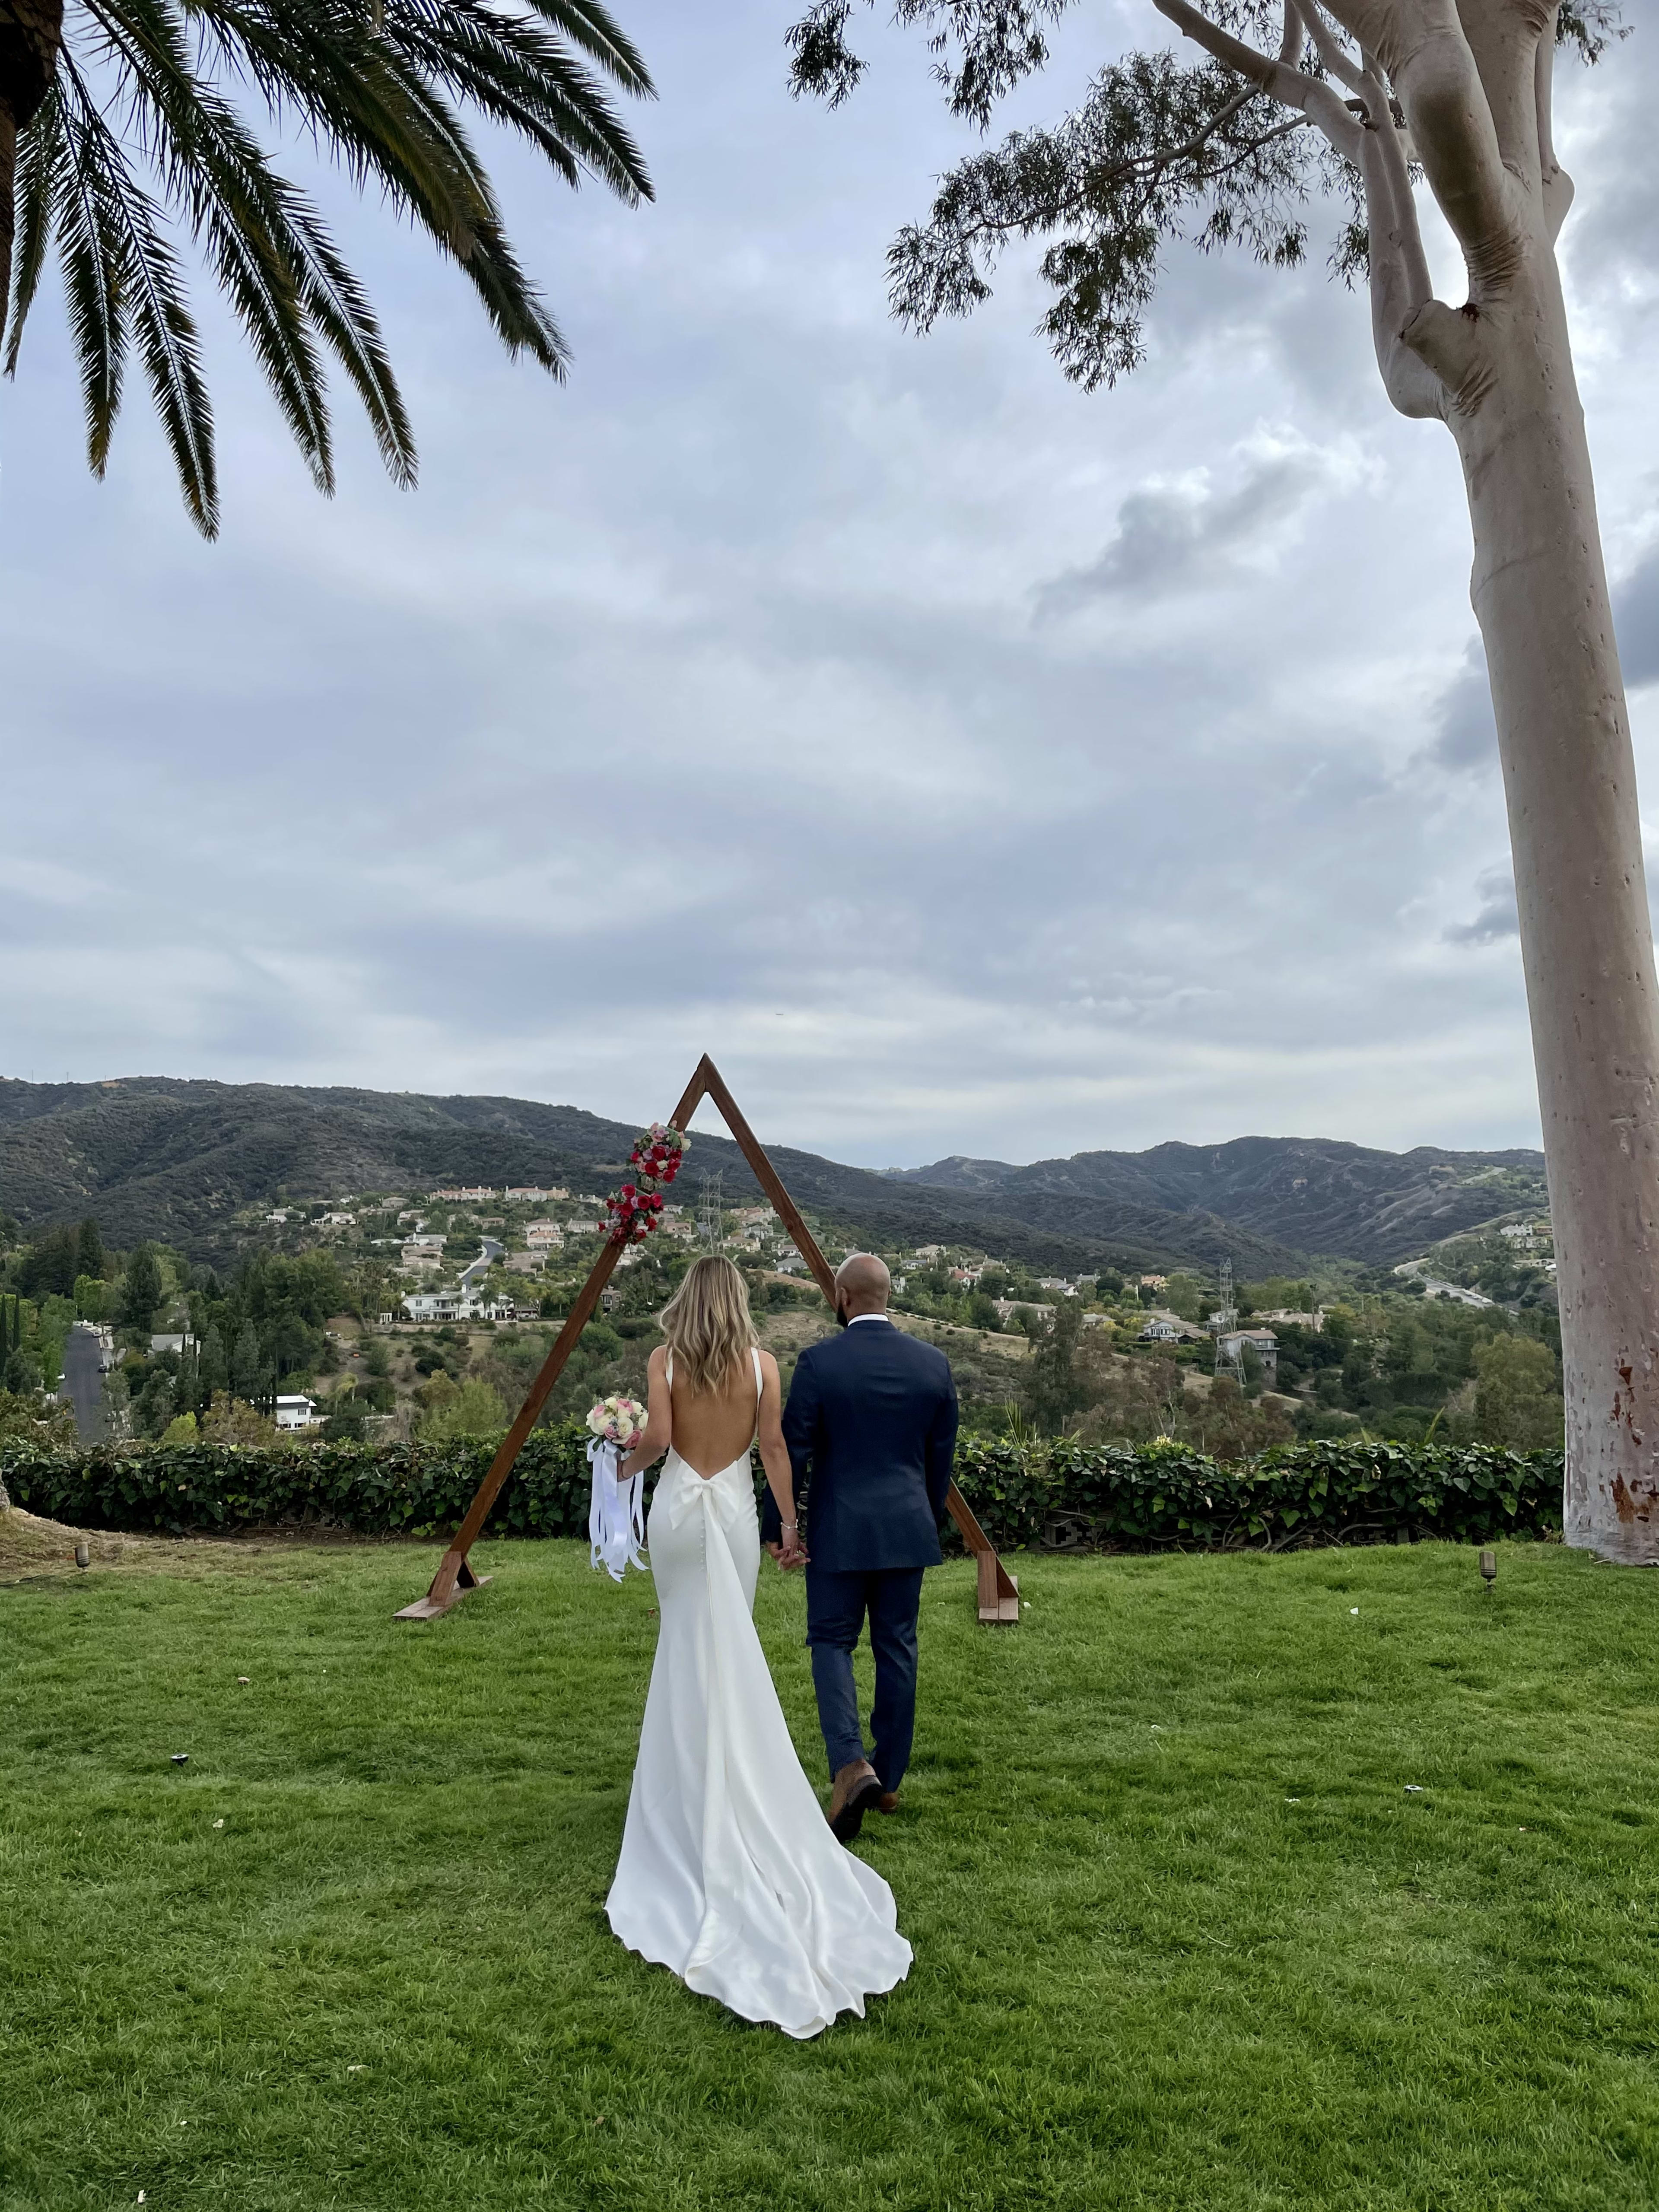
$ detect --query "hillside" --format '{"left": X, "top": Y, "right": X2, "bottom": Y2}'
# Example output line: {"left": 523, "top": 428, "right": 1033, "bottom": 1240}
{"left": 889, "top": 1135, "right": 1550, "bottom": 1265}
{"left": 0, "top": 1079, "right": 1546, "bottom": 1273}
{"left": 0, "top": 1078, "right": 1297, "bottom": 1276}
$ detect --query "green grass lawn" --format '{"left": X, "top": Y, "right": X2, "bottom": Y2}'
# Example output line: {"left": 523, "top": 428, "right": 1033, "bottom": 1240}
{"left": 3, "top": 1536, "right": 1657, "bottom": 2212}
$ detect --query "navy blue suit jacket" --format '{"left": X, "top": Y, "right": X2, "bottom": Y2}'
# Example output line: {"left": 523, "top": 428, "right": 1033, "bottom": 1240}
{"left": 765, "top": 1318, "right": 959, "bottom": 1573}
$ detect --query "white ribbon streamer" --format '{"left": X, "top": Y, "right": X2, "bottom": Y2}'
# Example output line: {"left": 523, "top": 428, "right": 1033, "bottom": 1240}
{"left": 588, "top": 1436, "right": 647, "bottom": 1582}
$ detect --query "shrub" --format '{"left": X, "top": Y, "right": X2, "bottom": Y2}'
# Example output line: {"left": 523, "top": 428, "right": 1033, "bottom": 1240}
{"left": 0, "top": 1424, "right": 595, "bottom": 1540}
{"left": 0, "top": 1430, "right": 1562, "bottom": 1551}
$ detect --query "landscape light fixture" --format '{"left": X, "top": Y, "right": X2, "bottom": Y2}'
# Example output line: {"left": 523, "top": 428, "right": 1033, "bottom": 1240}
{"left": 1479, "top": 1547, "right": 1497, "bottom": 1592}
{"left": 73, "top": 1541, "right": 89, "bottom": 1569}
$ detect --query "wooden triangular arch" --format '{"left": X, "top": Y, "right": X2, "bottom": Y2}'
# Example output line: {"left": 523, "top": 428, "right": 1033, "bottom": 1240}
{"left": 396, "top": 1054, "right": 1020, "bottom": 1623}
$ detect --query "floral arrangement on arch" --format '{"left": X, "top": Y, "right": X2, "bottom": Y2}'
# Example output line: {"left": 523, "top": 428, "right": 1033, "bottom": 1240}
{"left": 603, "top": 1122, "right": 689, "bottom": 1246}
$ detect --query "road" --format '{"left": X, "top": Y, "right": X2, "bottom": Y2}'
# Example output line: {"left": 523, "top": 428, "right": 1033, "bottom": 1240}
{"left": 460, "top": 1238, "right": 503, "bottom": 1292}
{"left": 60, "top": 1323, "right": 111, "bottom": 1441}
{"left": 1394, "top": 1260, "right": 1494, "bottom": 1309}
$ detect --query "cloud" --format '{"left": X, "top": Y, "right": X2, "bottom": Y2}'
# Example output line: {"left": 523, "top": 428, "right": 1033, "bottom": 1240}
{"left": 1444, "top": 865, "right": 1519, "bottom": 947}
{"left": 1034, "top": 451, "right": 1321, "bottom": 616}
{"left": 1615, "top": 546, "right": 1659, "bottom": 687}
{"left": 1426, "top": 642, "right": 1498, "bottom": 772}
{"left": 1, "top": 0, "right": 1654, "bottom": 1166}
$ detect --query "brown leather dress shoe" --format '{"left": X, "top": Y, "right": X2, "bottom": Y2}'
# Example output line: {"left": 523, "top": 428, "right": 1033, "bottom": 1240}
{"left": 827, "top": 1759, "right": 882, "bottom": 1842}
{"left": 877, "top": 1792, "right": 900, "bottom": 1815}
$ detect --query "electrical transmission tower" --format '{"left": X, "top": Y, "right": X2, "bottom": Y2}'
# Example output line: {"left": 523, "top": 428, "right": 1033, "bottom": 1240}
{"left": 698, "top": 1170, "right": 724, "bottom": 1249}
{"left": 1213, "top": 1257, "right": 1239, "bottom": 1370}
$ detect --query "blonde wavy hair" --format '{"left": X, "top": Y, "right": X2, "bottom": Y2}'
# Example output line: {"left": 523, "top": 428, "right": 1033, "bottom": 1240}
{"left": 660, "top": 1255, "right": 759, "bottom": 1397}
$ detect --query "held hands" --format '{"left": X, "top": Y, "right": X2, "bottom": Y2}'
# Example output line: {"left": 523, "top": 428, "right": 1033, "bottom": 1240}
{"left": 765, "top": 1523, "right": 808, "bottom": 1572}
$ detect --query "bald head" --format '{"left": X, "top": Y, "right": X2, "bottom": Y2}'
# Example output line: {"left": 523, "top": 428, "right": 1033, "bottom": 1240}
{"left": 835, "top": 1252, "right": 891, "bottom": 1319}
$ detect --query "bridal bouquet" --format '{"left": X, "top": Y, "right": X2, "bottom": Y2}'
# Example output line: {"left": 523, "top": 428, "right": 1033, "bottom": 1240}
{"left": 587, "top": 1393, "right": 647, "bottom": 1447}
{"left": 586, "top": 1394, "right": 648, "bottom": 1581}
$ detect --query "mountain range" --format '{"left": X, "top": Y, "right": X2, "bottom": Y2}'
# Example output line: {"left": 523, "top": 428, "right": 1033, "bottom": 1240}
{"left": 0, "top": 1077, "right": 1548, "bottom": 1276}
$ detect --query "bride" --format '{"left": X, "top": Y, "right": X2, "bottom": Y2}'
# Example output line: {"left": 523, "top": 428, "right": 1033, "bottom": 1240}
{"left": 606, "top": 1254, "right": 912, "bottom": 2037}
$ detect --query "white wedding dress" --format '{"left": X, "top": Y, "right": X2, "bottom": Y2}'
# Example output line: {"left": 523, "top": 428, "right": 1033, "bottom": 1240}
{"left": 606, "top": 1351, "right": 912, "bottom": 2037}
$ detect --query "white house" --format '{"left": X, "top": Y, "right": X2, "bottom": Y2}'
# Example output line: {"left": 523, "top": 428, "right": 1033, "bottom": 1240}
{"left": 1214, "top": 1327, "right": 1279, "bottom": 1380}
{"left": 149, "top": 1333, "right": 197, "bottom": 1357}
{"left": 1138, "top": 1310, "right": 1205, "bottom": 1344}
{"left": 431, "top": 1187, "right": 495, "bottom": 1203}
{"left": 506, "top": 1185, "right": 567, "bottom": 1202}
{"left": 274, "top": 1394, "right": 321, "bottom": 1430}
{"left": 524, "top": 1221, "right": 563, "bottom": 1246}
{"left": 399, "top": 1290, "right": 523, "bottom": 1325}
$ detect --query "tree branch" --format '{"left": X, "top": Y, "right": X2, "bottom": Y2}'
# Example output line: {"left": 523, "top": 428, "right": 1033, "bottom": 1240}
{"left": 1151, "top": 0, "right": 1364, "bottom": 160}
{"left": 1454, "top": 0, "right": 1552, "bottom": 186}
{"left": 1315, "top": 0, "right": 1519, "bottom": 287}
{"left": 1534, "top": 4, "right": 1573, "bottom": 240}
{"left": 1355, "top": 54, "right": 1443, "bottom": 415}
{"left": 1293, "top": 0, "right": 1368, "bottom": 97}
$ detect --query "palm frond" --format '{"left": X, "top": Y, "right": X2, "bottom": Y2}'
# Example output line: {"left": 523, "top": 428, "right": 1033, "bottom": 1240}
{"left": 88, "top": 0, "right": 353, "bottom": 489}
{"left": 52, "top": 63, "right": 130, "bottom": 474}
{"left": 285, "top": 206, "right": 416, "bottom": 487}
{"left": 517, "top": 0, "right": 655, "bottom": 100}
{"left": 8, "top": 0, "right": 650, "bottom": 524}
{"left": 61, "top": 57, "right": 217, "bottom": 529}
{"left": 5, "top": 78, "right": 66, "bottom": 374}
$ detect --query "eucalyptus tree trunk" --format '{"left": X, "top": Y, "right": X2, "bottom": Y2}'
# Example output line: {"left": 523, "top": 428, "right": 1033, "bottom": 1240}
{"left": 1437, "top": 227, "right": 1659, "bottom": 1558}
{"left": 0, "top": 0, "right": 63, "bottom": 352}
{"left": 1157, "top": 0, "right": 1659, "bottom": 1559}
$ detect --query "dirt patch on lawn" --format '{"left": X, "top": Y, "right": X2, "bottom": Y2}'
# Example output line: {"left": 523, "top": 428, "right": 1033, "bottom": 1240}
{"left": 0, "top": 1507, "right": 413, "bottom": 1586}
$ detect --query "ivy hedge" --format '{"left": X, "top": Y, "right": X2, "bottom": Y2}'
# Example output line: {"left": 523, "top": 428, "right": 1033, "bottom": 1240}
{"left": 1, "top": 1430, "right": 1562, "bottom": 1551}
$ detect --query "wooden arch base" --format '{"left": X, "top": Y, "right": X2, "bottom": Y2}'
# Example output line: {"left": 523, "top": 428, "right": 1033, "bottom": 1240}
{"left": 396, "top": 1054, "right": 1020, "bottom": 1624}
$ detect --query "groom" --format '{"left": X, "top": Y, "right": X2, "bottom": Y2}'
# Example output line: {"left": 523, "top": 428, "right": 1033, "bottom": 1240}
{"left": 762, "top": 1253, "right": 959, "bottom": 1842}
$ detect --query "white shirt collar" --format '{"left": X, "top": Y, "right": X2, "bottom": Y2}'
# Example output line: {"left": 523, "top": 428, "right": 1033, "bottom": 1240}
{"left": 847, "top": 1312, "right": 892, "bottom": 1325}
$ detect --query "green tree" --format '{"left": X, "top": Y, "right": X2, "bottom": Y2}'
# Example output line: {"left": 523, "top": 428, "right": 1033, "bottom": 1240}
{"left": 1472, "top": 1335, "right": 1565, "bottom": 1451}
{"left": 75, "top": 1218, "right": 105, "bottom": 1281}
{"left": 198, "top": 1322, "right": 228, "bottom": 1400}
{"left": 418, "top": 1375, "right": 508, "bottom": 1440}
{"left": 2, "top": 0, "right": 654, "bottom": 535}
{"left": 120, "top": 1243, "right": 162, "bottom": 1329}
{"left": 19, "top": 1226, "right": 79, "bottom": 1300}
{"left": 1027, "top": 1299, "right": 1086, "bottom": 1435}
{"left": 230, "top": 1323, "right": 263, "bottom": 1399}
{"left": 72, "top": 1273, "right": 107, "bottom": 1322}
{"left": 3, "top": 1347, "right": 42, "bottom": 1393}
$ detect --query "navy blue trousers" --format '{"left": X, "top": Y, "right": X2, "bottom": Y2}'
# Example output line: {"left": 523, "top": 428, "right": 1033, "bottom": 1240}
{"left": 805, "top": 1566, "right": 925, "bottom": 1793}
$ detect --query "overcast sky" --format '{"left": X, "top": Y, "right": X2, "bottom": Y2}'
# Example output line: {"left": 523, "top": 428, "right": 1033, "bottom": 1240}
{"left": 3, "top": 3, "right": 1656, "bottom": 1169}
